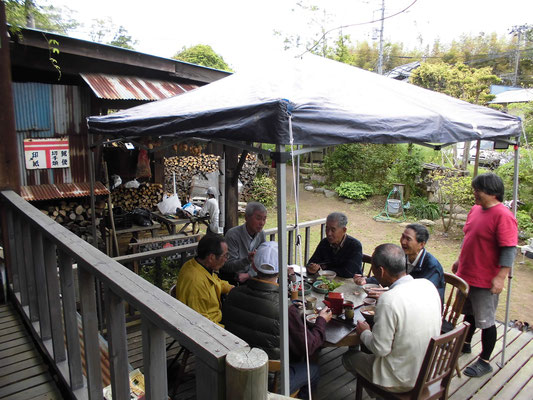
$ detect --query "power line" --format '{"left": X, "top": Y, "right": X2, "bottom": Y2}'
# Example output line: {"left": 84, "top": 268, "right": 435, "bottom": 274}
{"left": 298, "top": 0, "right": 419, "bottom": 57}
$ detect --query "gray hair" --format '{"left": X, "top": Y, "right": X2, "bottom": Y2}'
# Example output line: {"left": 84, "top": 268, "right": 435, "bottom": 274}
{"left": 245, "top": 202, "right": 267, "bottom": 218}
{"left": 327, "top": 212, "right": 348, "bottom": 228}
{"left": 372, "top": 243, "right": 406, "bottom": 277}
{"left": 405, "top": 224, "right": 429, "bottom": 244}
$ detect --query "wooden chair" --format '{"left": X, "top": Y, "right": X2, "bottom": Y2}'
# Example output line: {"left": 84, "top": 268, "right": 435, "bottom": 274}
{"left": 442, "top": 273, "right": 469, "bottom": 332}
{"left": 355, "top": 322, "right": 470, "bottom": 400}
{"left": 361, "top": 253, "right": 372, "bottom": 277}
{"left": 442, "top": 272, "right": 469, "bottom": 377}
{"left": 167, "top": 285, "right": 192, "bottom": 396}
{"left": 269, "top": 360, "right": 300, "bottom": 398}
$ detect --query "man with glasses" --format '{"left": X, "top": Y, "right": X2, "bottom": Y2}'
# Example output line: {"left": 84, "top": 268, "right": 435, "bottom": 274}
{"left": 453, "top": 173, "right": 518, "bottom": 377}
{"left": 176, "top": 235, "right": 234, "bottom": 326}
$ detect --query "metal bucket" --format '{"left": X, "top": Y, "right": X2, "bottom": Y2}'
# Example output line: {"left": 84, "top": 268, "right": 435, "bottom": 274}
{"left": 387, "top": 199, "right": 401, "bottom": 215}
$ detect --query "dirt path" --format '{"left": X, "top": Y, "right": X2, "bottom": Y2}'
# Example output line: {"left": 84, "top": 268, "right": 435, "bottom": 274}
{"left": 279, "top": 171, "right": 533, "bottom": 325}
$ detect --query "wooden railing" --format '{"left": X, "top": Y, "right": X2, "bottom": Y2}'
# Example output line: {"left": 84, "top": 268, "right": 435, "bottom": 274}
{"left": 0, "top": 190, "right": 328, "bottom": 399}
{"left": 0, "top": 190, "right": 248, "bottom": 399}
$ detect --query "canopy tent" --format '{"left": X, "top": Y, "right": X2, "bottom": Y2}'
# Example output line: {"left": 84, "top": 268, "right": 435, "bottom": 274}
{"left": 87, "top": 53, "right": 523, "bottom": 395}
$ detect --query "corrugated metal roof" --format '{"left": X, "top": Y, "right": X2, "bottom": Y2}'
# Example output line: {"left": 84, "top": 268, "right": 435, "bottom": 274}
{"left": 80, "top": 73, "right": 198, "bottom": 100}
{"left": 21, "top": 182, "right": 109, "bottom": 201}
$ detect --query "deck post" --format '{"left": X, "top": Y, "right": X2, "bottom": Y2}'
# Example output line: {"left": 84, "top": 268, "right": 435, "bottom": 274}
{"left": 78, "top": 266, "right": 103, "bottom": 399}
{"left": 58, "top": 250, "right": 84, "bottom": 390}
{"left": 22, "top": 222, "right": 38, "bottom": 322}
{"left": 31, "top": 229, "right": 51, "bottom": 339}
{"left": 226, "top": 347, "right": 268, "bottom": 400}
{"left": 141, "top": 316, "right": 168, "bottom": 400}
{"left": 43, "top": 238, "right": 66, "bottom": 362}
{"left": 13, "top": 214, "right": 28, "bottom": 306}
{"left": 2, "top": 206, "right": 19, "bottom": 293}
{"left": 105, "top": 287, "right": 130, "bottom": 399}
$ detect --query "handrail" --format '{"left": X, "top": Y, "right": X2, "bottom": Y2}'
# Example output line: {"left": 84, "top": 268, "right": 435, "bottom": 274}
{"left": 0, "top": 190, "right": 328, "bottom": 399}
{"left": 0, "top": 190, "right": 247, "bottom": 399}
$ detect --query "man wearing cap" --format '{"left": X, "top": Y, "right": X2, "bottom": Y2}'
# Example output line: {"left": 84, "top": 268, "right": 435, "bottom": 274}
{"left": 198, "top": 186, "right": 220, "bottom": 236}
{"left": 176, "top": 235, "right": 233, "bottom": 327}
{"left": 223, "top": 241, "right": 332, "bottom": 398}
{"left": 223, "top": 202, "right": 267, "bottom": 283}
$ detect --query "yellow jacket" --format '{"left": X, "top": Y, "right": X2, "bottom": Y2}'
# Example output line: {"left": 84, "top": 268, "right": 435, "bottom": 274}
{"left": 176, "top": 258, "right": 233, "bottom": 326}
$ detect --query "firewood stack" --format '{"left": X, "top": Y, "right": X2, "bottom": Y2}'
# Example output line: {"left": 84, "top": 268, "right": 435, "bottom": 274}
{"left": 163, "top": 154, "right": 220, "bottom": 199}
{"left": 110, "top": 183, "right": 164, "bottom": 211}
{"left": 40, "top": 200, "right": 106, "bottom": 245}
{"left": 238, "top": 153, "right": 259, "bottom": 201}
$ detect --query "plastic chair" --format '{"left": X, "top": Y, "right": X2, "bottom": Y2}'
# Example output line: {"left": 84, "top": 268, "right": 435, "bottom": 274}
{"left": 269, "top": 360, "right": 300, "bottom": 398}
{"left": 167, "top": 285, "right": 192, "bottom": 396}
{"left": 355, "top": 322, "right": 470, "bottom": 400}
{"left": 441, "top": 272, "right": 469, "bottom": 377}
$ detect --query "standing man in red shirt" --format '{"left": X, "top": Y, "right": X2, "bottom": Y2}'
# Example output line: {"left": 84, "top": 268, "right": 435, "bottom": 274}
{"left": 452, "top": 173, "right": 518, "bottom": 377}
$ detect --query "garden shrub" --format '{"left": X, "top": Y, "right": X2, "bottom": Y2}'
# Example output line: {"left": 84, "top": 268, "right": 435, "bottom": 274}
{"left": 335, "top": 181, "right": 373, "bottom": 200}
{"left": 250, "top": 175, "right": 276, "bottom": 207}
{"left": 496, "top": 148, "right": 533, "bottom": 207}
{"left": 324, "top": 144, "right": 397, "bottom": 193}
{"left": 516, "top": 209, "right": 533, "bottom": 237}
{"left": 407, "top": 197, "right": 441, "bottom": 221}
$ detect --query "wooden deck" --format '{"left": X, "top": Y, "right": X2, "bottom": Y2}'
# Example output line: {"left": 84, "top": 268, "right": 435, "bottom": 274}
{"left": 0, "top": 303, "right": 63, "bottom": 400}
{"left": 125, "top": 319, "right": 533, "bottom": 400}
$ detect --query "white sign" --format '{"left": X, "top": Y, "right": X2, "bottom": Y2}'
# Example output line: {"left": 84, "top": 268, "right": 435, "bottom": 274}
{"left": 24, "top": 138, "right": 70, "bottom": 170}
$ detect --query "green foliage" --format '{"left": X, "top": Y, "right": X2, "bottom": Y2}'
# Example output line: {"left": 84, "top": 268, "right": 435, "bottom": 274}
{"left": 173, "top": 44, "right": 232, "bottom": 72}
{"left": 108, "top": 25, "right": 137, "bottom": 50}
{"left": 516, "top": 210, "right": 533, "bottom": 237}
{"left": 406, "top": 197, "right": 441, "bottom": 221}
{"left": 139, "top": 257, "right": 180, "bottom": 292}
{"left": 431, "top": 171, "right": 474, "bottom": 232}
{"left": 390, "top": 144, "right": 424, "bottom": 199}
{"left": 324, "top": 144, "right": 397, "bottom": 193}
{"left": 335, "top": 181, "right": 373, "bottom": 200}
{"left": 508, "top": 102, "right": 533, "bottom": 144}
{"left": 496, "top": 148, "right": 533, "bottom": 207}
{"left": 6, "top": 1, "right": 80, "bottom": 34}
{"left": 410, "top": 62, "right": 501, "bottom": 105}
{"left": 250, "top": 175, "right": 277, "bottom": 207}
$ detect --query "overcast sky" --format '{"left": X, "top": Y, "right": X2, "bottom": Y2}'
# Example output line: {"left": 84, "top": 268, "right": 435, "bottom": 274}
{"left": 46, "top": 0, "right": 532, "bottom": 71}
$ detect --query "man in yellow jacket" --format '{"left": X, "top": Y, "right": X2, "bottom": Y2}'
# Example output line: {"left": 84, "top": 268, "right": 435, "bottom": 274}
{"left": 176, "top": 235, "right": 234, "bottom": 326}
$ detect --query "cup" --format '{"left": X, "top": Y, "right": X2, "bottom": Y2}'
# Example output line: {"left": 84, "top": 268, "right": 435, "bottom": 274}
{"left": 305, "top": 296, "right": 317, "bottom": 310}
{"left": 363, "top": 297, "right": 377, "bottom": 306}
{"left": 291, "top": 290, "right": 299, "bottom": 300}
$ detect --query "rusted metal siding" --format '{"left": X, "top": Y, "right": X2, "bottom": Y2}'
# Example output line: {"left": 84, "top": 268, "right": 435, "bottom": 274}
{"left": 80, "top": 73, "right": 197, "bottom": 100}
{"left": 12, "top": 82, "right": 91, "bottom": 186}
{"left": 20, "top": 182, "right": 109, "bottom": 201}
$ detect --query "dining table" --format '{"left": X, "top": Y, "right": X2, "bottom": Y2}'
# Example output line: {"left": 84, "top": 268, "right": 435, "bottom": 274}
{"left": 292, "top": 274, "right": 370, "bottom": 347}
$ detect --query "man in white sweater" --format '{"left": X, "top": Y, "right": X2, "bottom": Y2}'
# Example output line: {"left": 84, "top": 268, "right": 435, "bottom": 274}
{"left": 343, "top": 243, "right": 442, "bottom": 392}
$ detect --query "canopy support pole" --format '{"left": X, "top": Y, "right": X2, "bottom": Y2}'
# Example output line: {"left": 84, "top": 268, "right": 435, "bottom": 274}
{"left": 276, "top": 144, "right": 290, "bottom": 396}
{"left": 498, "top": 143, "right": 520, "bottom": 368}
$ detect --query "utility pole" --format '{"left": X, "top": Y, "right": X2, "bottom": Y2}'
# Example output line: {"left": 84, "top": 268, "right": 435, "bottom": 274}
{"left": 377, "top": 0, "right": 385, "bottom": 75}
{"left": 510, "top": 24, "right": 531, "bottom": 86}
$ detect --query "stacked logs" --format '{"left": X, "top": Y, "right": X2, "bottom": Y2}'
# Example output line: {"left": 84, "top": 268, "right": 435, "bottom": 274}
{"left": 163, "top": 154, "right": 220, "bottom": 199}
{"left": 238, "top": 153, "right": 259, "bottom": 201}
{"left": 110, "top": 183, "right": 164, "bottom": 211}
{"left": 40, "top": 200, "right": 106, "bottom": 245}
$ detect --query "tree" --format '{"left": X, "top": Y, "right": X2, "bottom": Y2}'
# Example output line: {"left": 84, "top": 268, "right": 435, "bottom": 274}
{"left": 89, "top": 18, "right": 137, "bottom": 50}
{"left": 172, "top": 45, "right": 232, "bottom": 71}
{"left": 5, "top": 0, "right": 79, "bottom": 34}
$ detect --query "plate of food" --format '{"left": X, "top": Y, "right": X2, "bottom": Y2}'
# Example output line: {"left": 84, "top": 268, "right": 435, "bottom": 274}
{"left": 312, "top": 280, "right": 330, "bottom": 294}
{"left": 360, "top": 305, "right": 376, "bottom": 324}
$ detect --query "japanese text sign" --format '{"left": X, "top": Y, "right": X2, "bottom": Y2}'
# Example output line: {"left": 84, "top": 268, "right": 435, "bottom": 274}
{"left": 24, "top": 138, "right": 70, "bottom": 170}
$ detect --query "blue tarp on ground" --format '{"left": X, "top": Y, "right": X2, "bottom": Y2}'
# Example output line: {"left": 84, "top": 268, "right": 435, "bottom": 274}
{"left": 87, "top": 53, "right": 522, "bottom": 145}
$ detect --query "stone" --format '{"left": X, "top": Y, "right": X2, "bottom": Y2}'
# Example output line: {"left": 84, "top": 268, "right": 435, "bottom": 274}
{"left": 455, "top": 213, "right": 468, "bottom": 221}
{"left": 324, "top": 189, "right": 337, "bottom": 198}
{"left": 314, "top": 187, "right": 325, "bottom": 193}
{"left": 304, "top": 185, "right": 314, "bottom": 191}
{"left": 418, "top": 219, "right": 436, "bottom": 226}
{"left": 343, "top": 199, "right": 354, "bottom": 204}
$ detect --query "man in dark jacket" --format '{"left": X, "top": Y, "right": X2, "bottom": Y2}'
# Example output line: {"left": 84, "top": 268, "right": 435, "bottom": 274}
{"left": 223, "top": 241, "right": 332, "bottom": 397}
{"left": 354, "top": 224, "right": 445, "bottom": 304}
{"left": 306, "top": 212, "right": 363, "bottom": 278}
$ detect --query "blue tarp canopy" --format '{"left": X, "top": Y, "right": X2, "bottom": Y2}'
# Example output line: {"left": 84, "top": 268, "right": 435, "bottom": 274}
{"left": 87, "top": 54, "right": 522, "bottom": 145}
